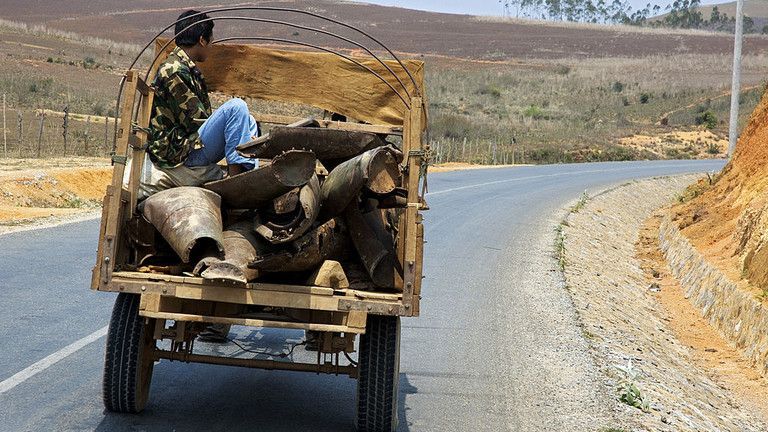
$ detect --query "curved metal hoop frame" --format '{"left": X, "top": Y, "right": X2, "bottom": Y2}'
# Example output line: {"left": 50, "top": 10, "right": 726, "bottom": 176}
{"left": 112, "top": 7, "right": 421, "bottom": 152}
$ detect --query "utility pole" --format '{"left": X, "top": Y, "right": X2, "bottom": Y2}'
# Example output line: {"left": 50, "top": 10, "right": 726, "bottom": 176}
{"left": 728, "top": 0, "right": 744, "bottom": 157}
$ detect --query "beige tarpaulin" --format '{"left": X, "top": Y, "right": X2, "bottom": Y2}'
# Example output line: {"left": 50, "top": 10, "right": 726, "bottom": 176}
{"left": 154, "top": 39, "right": 424, "bottom": 126}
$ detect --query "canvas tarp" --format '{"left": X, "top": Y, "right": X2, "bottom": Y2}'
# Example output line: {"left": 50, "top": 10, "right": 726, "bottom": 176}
{"left": 154, "top": 39, "right": 424, "bottom": 126}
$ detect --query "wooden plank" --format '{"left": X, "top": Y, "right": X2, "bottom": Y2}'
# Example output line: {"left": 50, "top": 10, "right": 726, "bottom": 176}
{"left": 251, "top": 113, "right": 403, "bottom": 136}
{"left": 139, "top": 310, "right": 366, "bottom": 334}
{"left": 346, "top": 311, "right": 367, "bottom": 329}
{"left": 90, "top": 191, "right": 111, "bottom": 290}
{"left": 399, "top": 97, "right": 424, "bottom": 314}
{"left": 129, "top": 80, "right": 154, "bottom": 213}
{"left": 136, "top": 78, "right": 152, "bottom": 96}
{"left": 139, "top": 293, "right": 161, "bottom": 312}
{"left": 99, "top": 71, "right": 137, "bottom": 289}
{"left": 412, "top": 216, "right": 424, "bottom": 316}
{"left": 108, "top": 276, "right": 406, "bottom": 315}
{"left": 351, "top": 291, "right": 402, "bottom": 302}
{"left": 113, "top": 271, "right": 336, "bottom": 296}
{"left": 175, "top": 285, "right": 339, "bottom": 310}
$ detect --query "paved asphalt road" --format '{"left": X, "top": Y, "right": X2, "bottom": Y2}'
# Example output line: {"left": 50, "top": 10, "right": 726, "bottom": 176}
{"left": 0, "top": 160, "right": 725, "bottom": 432}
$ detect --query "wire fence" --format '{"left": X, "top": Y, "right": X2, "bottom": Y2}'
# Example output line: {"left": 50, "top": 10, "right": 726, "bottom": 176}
{"left": 0, "top": 95, "right": 115, "bottom": 159}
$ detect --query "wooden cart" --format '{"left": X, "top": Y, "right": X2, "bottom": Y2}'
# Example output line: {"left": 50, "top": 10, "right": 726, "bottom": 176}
{"left": 91, "top": 12, "right": 427, "bottom": 432}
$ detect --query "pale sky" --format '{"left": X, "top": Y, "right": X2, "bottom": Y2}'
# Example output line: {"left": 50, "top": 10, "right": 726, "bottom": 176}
{"left": 355, "top": 0, "right": 728, "bottom": 16}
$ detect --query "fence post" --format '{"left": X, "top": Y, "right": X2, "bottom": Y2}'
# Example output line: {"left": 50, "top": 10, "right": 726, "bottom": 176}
{"left": 17, "top": 111, "right": 22, "bottom": 157}
{"left": 103, "top": 115, "right": 109, "bottom": 154}
{"left": 37, "top": 110, "right": 45, "bottom": 158}
{"left": 62, "top": 105, "right": 69, "bottom": 156}
{"left": 84, "top": 116, "right": 91, "bottom": 156}
{"left": 2, "top": 94, "right": 6, "bottom": 158}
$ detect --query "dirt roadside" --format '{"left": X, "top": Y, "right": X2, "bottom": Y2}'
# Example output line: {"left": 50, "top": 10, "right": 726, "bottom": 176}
{"left": 0, "top": 157, "right": 110, "bottom": 235}
{"left": 561, "top": 175, "right": 767, "bottom": 431}
{"left": 0, "top": 158, "right": 526, "bottom": 235}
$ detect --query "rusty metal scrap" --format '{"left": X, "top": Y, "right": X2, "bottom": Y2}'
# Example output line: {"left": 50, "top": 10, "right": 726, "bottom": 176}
{"left": 320, "top": 145, "right": 402, "bottom": 218}
{"left": 204, "top": 149, "right": 316, "bottom": 209}
{"left": 255, "top": 175, "right": 321, "bottom": 244}
{"left": 142, "top": 187, "right": 224, "bottom": 263}
{"left": 345, "top": 203, "right": 399, "bottom": 290}
{"left": 249, "top": 218, "right": 347, "bottom": 273}
{"left": 238, "top": 126, "right": 386, "bottom": 161}
{"left": 193, "top": 221, "right": 264, "bottom": 285}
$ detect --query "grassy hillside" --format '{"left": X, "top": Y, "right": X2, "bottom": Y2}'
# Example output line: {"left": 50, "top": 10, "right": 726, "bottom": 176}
{"left": 0, "top": 3, "right": 767, "bottom": 163}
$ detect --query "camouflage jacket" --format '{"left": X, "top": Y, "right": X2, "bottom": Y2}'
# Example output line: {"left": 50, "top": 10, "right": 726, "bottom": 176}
{"left": 147, "top": 47, "right": 211, "bottom": 168}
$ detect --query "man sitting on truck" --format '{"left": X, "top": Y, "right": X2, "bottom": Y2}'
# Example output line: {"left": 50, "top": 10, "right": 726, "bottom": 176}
{"left": 139, "top": 9, "right": 259, "bottom": 199}
{"left": 142, "top": 10, "right": 259, "bottom": 341}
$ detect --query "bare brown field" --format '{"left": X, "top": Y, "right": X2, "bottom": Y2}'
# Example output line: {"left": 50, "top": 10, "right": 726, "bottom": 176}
{"left": 3, "top": 0, "right": 768, "bottom": 60}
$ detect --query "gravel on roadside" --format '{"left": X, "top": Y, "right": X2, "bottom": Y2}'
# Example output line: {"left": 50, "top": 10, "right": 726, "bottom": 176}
{"left": 561, "top": 175, "right": 765, "bottom": 432}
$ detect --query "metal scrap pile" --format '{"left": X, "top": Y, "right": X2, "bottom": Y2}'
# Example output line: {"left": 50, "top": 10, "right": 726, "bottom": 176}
{"left": 138, "top": 123, "right": 405, "bottom": 291}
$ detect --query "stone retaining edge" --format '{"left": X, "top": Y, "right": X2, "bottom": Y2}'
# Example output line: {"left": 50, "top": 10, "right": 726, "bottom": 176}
{"left": 659, "top": 215, "right": 768, "bottom": 373}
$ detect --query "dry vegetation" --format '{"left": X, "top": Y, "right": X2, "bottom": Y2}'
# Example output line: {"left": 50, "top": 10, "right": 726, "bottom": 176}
{"left": 1, "top": 2, "right": 768, "bottom": 163}
{"left": 428, "top": 54, "right": 768, "bottom": 163}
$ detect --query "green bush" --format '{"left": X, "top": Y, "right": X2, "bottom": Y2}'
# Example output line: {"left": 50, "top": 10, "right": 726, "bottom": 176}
{"left": 639, "top": 92, "right": 651, "bottom": 104}
{"left": 477, "top": 84, "right": 502, "bottom": 98}
{"left": 82, "top": 56, "right": 97, "bottom": 69}
{"left": 612, "top": 81, "right": 624, "bottom": 93}
{"left": 522, "top": 105, "right": 547, "bottom": 120}
{"left": 695, "top": 110, "right": 718, "bottom": 129}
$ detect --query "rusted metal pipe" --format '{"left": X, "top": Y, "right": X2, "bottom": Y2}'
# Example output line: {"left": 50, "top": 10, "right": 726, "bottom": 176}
{"left": 142, "top": 187, "right": 224, "bottom": 263}
{"left": 255, "top": 174, "right": 321, "bottom": 244}
{"left": 204, "top": 149, "right": 316, "bottom": 209}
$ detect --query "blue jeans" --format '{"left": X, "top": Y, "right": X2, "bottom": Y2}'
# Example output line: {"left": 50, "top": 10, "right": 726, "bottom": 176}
{"left": 184, "top": 98, "right": 258, "bottom": 170}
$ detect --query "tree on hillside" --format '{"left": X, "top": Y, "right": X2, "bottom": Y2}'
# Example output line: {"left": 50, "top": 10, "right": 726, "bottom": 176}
{"left": 499, "top": 0, "right": 758, "bottom": 33}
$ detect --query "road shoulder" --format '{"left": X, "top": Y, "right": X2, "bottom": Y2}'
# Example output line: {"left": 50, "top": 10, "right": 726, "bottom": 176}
{"left": 561, "top": 175, "right": 766, "bottom": 431}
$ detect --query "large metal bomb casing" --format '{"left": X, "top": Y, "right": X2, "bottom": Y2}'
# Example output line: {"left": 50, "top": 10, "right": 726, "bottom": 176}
{"left": 194, "top": 221, "right": 265, "bottom": 285}
{"left": 255, "top": 174, "right": 321, "bottom": 244}
{"left": 238, "top": 126, "right": 386, "bottom": 162}
{"left": 320, "top": 145, "right": 403, "bottom": 218}
{"left": 142, "top": 186, "right": 224, "bottom": 263}
{"left": 204, "top": 149, "right": 316, "bottom": 209}
{"left": 249, "top": 218, "right": 347, "bottom": 273}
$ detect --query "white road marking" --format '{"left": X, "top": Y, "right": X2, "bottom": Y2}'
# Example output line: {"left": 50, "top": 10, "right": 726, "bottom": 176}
{"left": 0, "top": 326, "right": 108, "bottom": 395}
{"left": 426, "top": 163, "right": 717, "bottom": 196}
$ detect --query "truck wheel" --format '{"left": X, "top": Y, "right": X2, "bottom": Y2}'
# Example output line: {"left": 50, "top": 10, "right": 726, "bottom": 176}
{"left": 356, "top": 315, "right": 401, "bottom": 432}
{"left": 103, "top": 293, "right": 156, "bottom": 413}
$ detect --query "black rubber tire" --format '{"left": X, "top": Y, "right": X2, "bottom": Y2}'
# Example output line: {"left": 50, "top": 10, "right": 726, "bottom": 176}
{"left": 103, "top": 293, "right": 156, "bottom": 413}
{"left": 356, "top": 315, "right": 401, "bottom": 432}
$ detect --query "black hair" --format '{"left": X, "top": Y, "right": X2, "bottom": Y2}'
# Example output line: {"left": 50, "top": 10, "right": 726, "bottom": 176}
{"left": 174, "top": 10, "right": 214, "bottom": 47}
